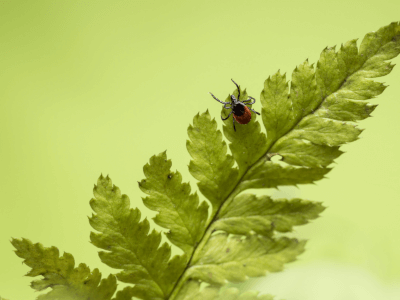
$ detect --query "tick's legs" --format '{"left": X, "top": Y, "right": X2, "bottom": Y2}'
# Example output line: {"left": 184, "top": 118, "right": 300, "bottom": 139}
{"left": 221, "top": 111, "right": 233, "bottom": 120}
{"left": 243, "top": 96, "right": 256, "bottom": 105}
{"left": 210, "top": 92, "right": 230, "bottom": 104}
{"left": 233, "top": 117, "right": 236, "bottom": 131}
{"left": 249, "top": 107, "right": 260, "bottom": 115}
{"left": 231, "top": 79, "right": 240, "bottom": 100}
{"left": 223, "top": 104, "right": 232, "bottom": 109}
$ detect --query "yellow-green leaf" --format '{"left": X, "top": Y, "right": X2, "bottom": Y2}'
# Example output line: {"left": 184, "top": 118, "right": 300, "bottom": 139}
{"left": 89, "top": 175, "right": 186, "bottom": 300}
{"left": 11, "top": 238, "right": 117, "bottom": 300}
{"left": 139, "top": 151, "right": 209, "bottom": 257}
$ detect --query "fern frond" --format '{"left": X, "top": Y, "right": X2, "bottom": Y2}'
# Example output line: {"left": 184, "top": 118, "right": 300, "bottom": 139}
{"left": 139, "top": 151, "right": 209, "bottom": 257}
{"left": 9, "top": 21, "right": 399, "bottom": 300}
{"left": 89, "top": 175, "right": 186, "bottom": 300}
{"left": 10, "top": 238, "right": 117, "bottom": 300}
{"left": 173, "top": 21, "right": 400, "bottom": 298}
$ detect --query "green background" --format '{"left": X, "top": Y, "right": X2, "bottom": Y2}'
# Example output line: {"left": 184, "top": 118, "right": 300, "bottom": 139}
{"left": 1, "top": 1, "right": 399, "bottom": 299}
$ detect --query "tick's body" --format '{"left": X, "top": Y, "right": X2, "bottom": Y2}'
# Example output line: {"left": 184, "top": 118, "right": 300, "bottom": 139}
{"left": 233, "top": 104, "right": 252, "bottom": 124}
{"left": 210, "top": 79, "right": 260, "bottom": 131}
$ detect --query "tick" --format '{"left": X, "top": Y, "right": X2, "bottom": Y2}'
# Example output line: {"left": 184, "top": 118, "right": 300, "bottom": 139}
{"left": 210, "top": 79, "right": 260, "bottom": 131}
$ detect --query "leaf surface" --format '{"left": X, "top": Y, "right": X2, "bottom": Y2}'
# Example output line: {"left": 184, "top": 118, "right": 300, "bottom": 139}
{"left": 188, "top": 233, "right": 305, "bottom": 285}
{"left": 260, "top": 71, "right": 294, "bottom": 149}
{"left": 238, "top": 160, "right": 330, "bottom": 191}
{"left": 187, "top": 111, "right": 239, "bottom": 214}
{"left": 11, "top": 238, "right": 117, "bottom": 300}
{"left": 216, "top": 194, "right": 325, "bottom": 235}
{"left": 139, "top": 151, "right": 209, "bottom": 256}
{"left": 89, "top": 175, "right": 186, "bottom": 300}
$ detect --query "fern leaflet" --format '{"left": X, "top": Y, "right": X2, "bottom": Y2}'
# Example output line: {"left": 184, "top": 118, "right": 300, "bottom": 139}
{"left": 10, "top": 238, "right": 118, "bottom": 300}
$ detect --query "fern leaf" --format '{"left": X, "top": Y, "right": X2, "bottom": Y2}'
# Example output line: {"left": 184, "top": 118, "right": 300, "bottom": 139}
{"left": 260, "top": 71, "right": 295, "bottom": 149}
{"left": 188, "top": 233, "right": 304, "bottom": 285}
{"left": 215, "top": 194, "right": 325, "bottom": 235}
{"left": 89, "top": 175, "right": 186, "bottom": 300}
{"left": 187, "top": 111, "right": 239, "bottom": 215}
{"left": 175, "top": 281, "right": 274, "bottom": 300}
{"left": 271, "top": 138, "right": 343, "bottom": 167}
{"left": 238, "top": 161, "right": 330, "bottom": 191}
{"left": 173, "top": 22, "right": 400, "bottom": 298}
{"left": 112, "top": 287, "right": 135, "bottom": 300}
{"left": 139, "top": 151, "right": 209, "bottom": 256}
{"left": 10, "top": 238, "right": 117, "bottom": 300}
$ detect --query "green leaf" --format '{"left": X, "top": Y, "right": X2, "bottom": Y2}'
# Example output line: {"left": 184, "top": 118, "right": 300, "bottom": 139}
{"left": 291, "top": 60, "right": 320, "bottom": 118}
{"left": 215, "top": 194, "right": 325, "bottom": 235}
{"left": 188, "top": 233, "right": 305, "bottom": 285}
{"left": 170, "top": 22, "right": 400, "bottom": 299}
{"left": 238, "top": 160, "right": 330, "bottom": 192}
{"left": 315, "top": 46, "right": 346, "bottom": 99}
{"left": 89, "top": 175, "right": 186, "bottom": 300}
{"left": 187, "top": 111, "right": 239, "bottom": 215}
{"left": 175, "top": 281, "right": 274, "bottom": 300}
{"left": 260, "top": 71, "right": 293, "bottom": 149}
{"left": 112, "top": 287, "right": 135, "bottom": 300}
{"left": 139, "top": 151, "right": 209, "bottom": 257}
{"left": 10, "top": 238, "right": 117, "bottom": 300}
{"left": 280, "top": 115, "right": 362, "bottom": 146}
{"left": 260, "top": 60, "right": 321, "bottom": 150}
{"left": 221, "top": 86, "right": 268, "bottom": 176}
{"left": 271, "top": 139, "right": 343, "bottom": 168}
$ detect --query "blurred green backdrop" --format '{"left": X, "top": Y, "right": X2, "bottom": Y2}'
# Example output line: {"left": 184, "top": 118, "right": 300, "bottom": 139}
{"left": 1, "top": 1, "right": 399, "bottom": 299}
